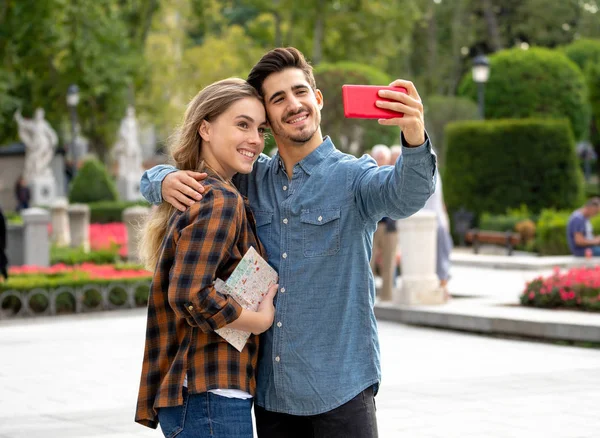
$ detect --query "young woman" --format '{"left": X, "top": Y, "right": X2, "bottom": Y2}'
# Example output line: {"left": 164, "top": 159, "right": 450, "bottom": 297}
{"left": 135, "top": 78, "right": 278, "bottom": 437}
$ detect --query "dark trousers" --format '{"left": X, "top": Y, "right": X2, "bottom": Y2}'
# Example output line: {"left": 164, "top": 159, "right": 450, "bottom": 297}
{"left": 255, "top": 386, "right": 378, "bottom": 438}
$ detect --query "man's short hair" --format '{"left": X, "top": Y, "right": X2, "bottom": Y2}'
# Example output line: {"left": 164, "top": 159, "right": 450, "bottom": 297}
{"left": 586, "top": 197, "right": 600, "bottom": 207}
{"left": 247, "top": 47, "right": 317, "bottom": 97}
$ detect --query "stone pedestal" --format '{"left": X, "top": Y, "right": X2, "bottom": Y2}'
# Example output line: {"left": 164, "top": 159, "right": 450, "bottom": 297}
{"left": 395, "top": 210, "right": 444, "bottom": 305}
{"left": 30, "top": 175, "right": 56, "bottom": 207}
{"left": 68, "top": 204, "right": 90, "bottom": 252}
{"left": 50, "top": 197, "right": 71, "bottom": 247}
{"left": 6, "top": 223, "right": 24, "bottom": 266}
{"left": 22, "top": 208, "right": 51, "bottom": 267}
{"left": 123, "top": 206, "right": 150, "bottom": 262}
{"left": 118, "top": 174, "right": 143, "bottom": 201}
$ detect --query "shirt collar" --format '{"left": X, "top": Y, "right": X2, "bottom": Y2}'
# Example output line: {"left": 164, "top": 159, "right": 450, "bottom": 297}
{"left": 271, "top": 136, "right": 335, "bottom": 176}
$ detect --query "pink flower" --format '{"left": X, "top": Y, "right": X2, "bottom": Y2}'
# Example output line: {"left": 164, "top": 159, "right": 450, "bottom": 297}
{"left": 529, "top": 292, "right": 535, "bottom": 300}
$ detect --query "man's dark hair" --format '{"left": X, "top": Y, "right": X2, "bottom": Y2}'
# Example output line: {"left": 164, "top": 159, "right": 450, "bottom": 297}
{"left": 247, "top": 47, "right": 316, "bottom": 96}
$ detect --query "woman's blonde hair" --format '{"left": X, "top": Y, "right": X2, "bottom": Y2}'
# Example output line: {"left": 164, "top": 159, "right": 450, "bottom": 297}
{"left": 139, "top": 78, "right": 262, "bottom": 271}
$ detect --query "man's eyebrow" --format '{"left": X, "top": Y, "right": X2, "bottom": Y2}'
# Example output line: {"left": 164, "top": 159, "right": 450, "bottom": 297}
{"left": 236, "top": 114, "right": 267, "bottom": 125}
{"left": 268, "top": 84, "right": 310, "bottom": 103}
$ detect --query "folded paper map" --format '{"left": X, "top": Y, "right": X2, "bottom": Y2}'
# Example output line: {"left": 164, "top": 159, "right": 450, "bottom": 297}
{"left": 214, "top": 246, "right": 278, "bottom": 352}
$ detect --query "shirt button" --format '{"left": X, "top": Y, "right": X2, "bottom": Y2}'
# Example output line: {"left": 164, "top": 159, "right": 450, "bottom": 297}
{"left": 282, "top": 253, "right": 288, "bottom": 259}
{"left": 275, "top": 356, "right": 280, "bottom": 362}
{"left": 318, "top": 216, "right": 323, "bottom": 222}
{"left": 283, "top": 185, "right": 288, "bottom": 191}
{"left": 277, "top": 322, "right": 282, "bottom": 328}
{"left": 280, "top": 287, "right": 286, "bottom": 293}
{"left": 187, "top": 305, "right": 194, "bottom": 311}
{"left": 283, "top": 218, "right": 288, "bottom": 224}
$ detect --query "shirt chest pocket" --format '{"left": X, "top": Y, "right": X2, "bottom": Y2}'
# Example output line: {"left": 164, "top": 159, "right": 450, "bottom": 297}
{"left": 300, "top": 208, "right": 341, "bottom": 257}
{"left": 253, "top": 211, "right": 273, "bottom": 245}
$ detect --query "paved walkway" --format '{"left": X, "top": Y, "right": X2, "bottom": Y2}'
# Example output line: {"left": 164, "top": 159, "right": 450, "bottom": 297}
{"left": 1, "top": 310, "right": 599, "bottom": 437}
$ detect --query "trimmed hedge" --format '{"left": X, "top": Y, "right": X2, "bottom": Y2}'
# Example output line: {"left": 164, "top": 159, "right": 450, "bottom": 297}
{"left": 69, "top": 158, "right": 119, "bottom": 203}
{"left": 444, "top": 119, "right": 584, "bottom": 223}
{"left": 50, "top": 246, "right": 119, "bottom": 265}
{"left": 314, "top": 62, "right": 396, "bottom": 156}
{"left": 88, "top": 200, "right": 150, "bottom": 223}
{"left": 562, "top": 38, "right": 600, "bottom": 72}
{"left": 458, "top": 47, "right": 591, "bottom": 140}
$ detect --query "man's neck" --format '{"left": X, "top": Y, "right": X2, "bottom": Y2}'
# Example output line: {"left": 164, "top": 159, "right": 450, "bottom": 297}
{"left": 276, "top": 130, "right": 324, "bottom": 178}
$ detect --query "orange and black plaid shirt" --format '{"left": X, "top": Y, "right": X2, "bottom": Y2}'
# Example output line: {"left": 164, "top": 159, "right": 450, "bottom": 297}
{"left": 135, "top": 177, "right": 267, "bottom": 429}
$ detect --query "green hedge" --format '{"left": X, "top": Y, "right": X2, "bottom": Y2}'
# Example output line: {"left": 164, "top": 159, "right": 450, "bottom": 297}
{"left": 50, "top": 246, "right": 119, "bottom": 265}
{"left": 69, "top": 158, "right": 119, "bottom": 203}
{"left": 88, "top": 200, "right": 150, "bottom": 223}
{"left": 314, "top": 62, "right": 396, "bottom": 156}
{"left": 562, "top": 39, "right": 600, "bottom": 72}
{"left": 479, "top": 206, "right": 533, "bottom": 232}
{"left": 458, "top": 47, "right": 591, "bottom": 140}
{"left": 444, "top": 119, "right": 584, "bottom": 223}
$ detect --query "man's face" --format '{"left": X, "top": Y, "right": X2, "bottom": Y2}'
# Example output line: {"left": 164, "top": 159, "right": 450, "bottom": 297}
{"left": 261, "top": 68, "right": 323, "bottom": 146}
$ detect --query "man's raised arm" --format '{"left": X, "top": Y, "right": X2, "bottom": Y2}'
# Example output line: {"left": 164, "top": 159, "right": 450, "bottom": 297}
{"left": 140, "top": 165, "right": 206, "bottom": 211}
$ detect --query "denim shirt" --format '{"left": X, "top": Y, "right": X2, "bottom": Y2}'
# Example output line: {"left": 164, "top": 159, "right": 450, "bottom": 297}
{"left": 141, "top": 136, "right": 437, "bottom": 415}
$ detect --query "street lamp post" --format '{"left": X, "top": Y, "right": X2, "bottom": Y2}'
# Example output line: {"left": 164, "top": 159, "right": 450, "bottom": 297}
{"left": 472, "top": 55, "right": 490, "bottom": 120}
{"left": 66, "top": 84, "right": 80, "bottom": 177}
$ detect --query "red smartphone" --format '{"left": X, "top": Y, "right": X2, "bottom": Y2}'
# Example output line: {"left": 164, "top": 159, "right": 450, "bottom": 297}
{"left": 342, "top": 85, "right": 407, "bottom": 119}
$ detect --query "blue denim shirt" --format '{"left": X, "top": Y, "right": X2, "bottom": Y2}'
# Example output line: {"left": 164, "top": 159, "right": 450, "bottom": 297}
{"left": 141, "top": 136, "right": 436, "bottom": 415}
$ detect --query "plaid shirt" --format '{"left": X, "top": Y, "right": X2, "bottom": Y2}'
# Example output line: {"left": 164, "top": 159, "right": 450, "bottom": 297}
{"left": 135, "top": 177, "right": 266, "bottom": 429}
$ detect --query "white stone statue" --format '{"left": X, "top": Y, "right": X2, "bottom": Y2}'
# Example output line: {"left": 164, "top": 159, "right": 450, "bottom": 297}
{"left": 14, "top": 108, "right": 58, "bottom": 183}
{"left": 113, "top": 105, "right": 142, "bottom": 178}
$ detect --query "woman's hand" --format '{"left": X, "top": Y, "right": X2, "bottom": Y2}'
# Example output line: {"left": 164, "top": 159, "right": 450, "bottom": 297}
{"left": 253, "top": 284, "right": 279, "bottom": 335}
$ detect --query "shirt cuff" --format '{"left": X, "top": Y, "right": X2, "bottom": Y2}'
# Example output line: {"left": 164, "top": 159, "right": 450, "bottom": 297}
{"left": 400, "top": 131, "right": 431, "bottom": 157}
{"left": 183, "top": 291, "right": 243, "bottom": 333}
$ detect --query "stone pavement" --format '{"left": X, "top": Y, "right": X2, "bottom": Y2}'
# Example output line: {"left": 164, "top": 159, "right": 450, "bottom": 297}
{"left": 1, "top": 309, "right": 599, "bottom": 437}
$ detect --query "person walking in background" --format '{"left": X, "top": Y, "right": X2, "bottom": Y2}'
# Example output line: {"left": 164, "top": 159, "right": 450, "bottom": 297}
{"left": 0, "top": 205, "right": 8, "bottom": 282}
{"left": 14, "top": 175, "right": 30, "bottom": 212}
{"left": 135, "top": 78, "right": 278, "bottom": 437}
{"left": 421, "top": 170, "right": 453, "bottom": 300}
{"left": 567, "top": 198, "right": 600, "bottom": 257}
{"left": 368, "top": 144, "right": 398, "bottom": 301}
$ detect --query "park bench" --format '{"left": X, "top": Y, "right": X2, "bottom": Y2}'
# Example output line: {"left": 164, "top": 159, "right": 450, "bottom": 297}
{"left": 464, "top": 229, "right": 522, "bottom": 256}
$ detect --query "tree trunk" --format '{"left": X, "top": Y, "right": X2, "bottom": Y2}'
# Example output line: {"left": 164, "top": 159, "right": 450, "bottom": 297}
{"left": 426, "top": 4, "right": 438, "bottom": 95}
{"left": 482, "top": 0, "right": 503, "bottom": 51}
{"left": 312, "top": 0, "right": 325, "bottom": 65}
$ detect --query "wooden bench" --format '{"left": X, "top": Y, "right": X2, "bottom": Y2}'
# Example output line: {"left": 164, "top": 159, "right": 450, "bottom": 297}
{"left": 464, "top": 229, "right": 522, "bottom": 255}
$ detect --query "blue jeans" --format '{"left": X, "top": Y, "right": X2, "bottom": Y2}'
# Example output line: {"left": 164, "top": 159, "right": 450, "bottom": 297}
{"left": 158, "top": 389, "right": 253, "bottom": 438}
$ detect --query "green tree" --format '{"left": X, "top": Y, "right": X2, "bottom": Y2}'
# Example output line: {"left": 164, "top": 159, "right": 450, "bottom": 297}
{"left": 458, "top": 47, "right": 591, "bottom": 140}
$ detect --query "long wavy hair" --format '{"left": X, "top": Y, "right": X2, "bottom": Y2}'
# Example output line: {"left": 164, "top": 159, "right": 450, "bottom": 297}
{"left": 139, "top": 78, "right": 262, "bottom": 271}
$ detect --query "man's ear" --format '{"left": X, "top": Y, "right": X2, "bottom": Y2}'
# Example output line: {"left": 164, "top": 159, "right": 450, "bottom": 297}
{"left": 198, "top": 120, "right": 211, "bottom": 142}
{"left": 315, "top": 89, "right": 324, "bottom": 110}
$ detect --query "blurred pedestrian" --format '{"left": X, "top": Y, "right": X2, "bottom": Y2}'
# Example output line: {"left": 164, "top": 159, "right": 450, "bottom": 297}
{"left": 0, "top": 206, "right": 7, "bottom": 282}
{"left": 567, "top": 198, "right": 600, "bottom": 257}
{"left": 14, "top": 175, "right": 30, "bottom": 212}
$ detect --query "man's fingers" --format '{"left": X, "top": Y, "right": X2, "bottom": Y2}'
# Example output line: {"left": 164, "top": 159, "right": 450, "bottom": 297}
{"left": 166, "top": 196, "right": 187, "bottom": 212}
{"left": 184, "top": 170, "right": 208, "bottom": 181}
{"left": 378, "top": 89, "right": 422, "bottom": 110}
{"left": 177, "top": 179, "right": 203, "bottom": 200}
{"left": 377, "top": 116, "right": 414, "bottom": 127}
{"left": 388, "top": 79, "right": 421, "bottom": 101}
{"left": 181, "top": 174, "right": 205, "bottom": 194}
{"left": 375, "top": 101, "right": 417, "bottom": 116}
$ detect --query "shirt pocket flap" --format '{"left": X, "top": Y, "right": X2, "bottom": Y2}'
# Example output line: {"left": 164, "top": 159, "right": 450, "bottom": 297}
{"left": 300, "top": 208, "right": 341, "bottom": 226}
{"left": 254, "top": 211, "right": 273, "bottom": 227}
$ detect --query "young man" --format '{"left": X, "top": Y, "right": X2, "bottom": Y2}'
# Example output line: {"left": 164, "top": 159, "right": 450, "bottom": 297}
{"left": 567, "top": 198, "right": 600, "bottom": 257}
{"left": 141, "top": 47, "right": 436, "bottom": 438}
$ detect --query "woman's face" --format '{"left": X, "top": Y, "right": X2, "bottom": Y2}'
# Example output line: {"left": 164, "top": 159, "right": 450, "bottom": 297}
{"left": 200, "top": 97, "right": 267, "bottom": 179}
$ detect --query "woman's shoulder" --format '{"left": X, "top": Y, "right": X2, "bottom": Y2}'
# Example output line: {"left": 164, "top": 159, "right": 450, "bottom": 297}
{"left": 186, "top": 178, "right": 243, "bottom": 220}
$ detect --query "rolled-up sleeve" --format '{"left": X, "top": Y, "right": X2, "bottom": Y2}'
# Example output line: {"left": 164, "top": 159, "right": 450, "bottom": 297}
{"left": 168, "top": 189, "right": 243, "bottom": 332}
{"left": 140, "top": 165, "right": 178, "bottom": 205}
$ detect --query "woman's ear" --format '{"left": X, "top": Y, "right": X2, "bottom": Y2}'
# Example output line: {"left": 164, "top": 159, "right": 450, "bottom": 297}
{"left": 198, "top": 120, "right": 211, "bottom": 142}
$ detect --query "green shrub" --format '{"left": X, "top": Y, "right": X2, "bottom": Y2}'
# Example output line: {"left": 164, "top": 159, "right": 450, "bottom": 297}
{"left": 479, "top": 205, "right": 533, "bottom": 232}
{"left": 562, "top": 39, "right": 600, "bottom": 72}
{"left": 444, "top": 119, "right": 584, "bottom": 225}
{"left": 4, "top": 211, "right": 22, "bottom": 224}
{"left": 589, "top": 63, "right": 600, "bottom": 141}
{"left": 314, "top": 62, "right": 396, "bottom": 156}
{"left": 424, "top": 96, "right": 479, "bottom": 166}
{"left": 458, "top": 47, "right": 591, "bottom": 140}
{"left": 88, "top": 200, "right": 150, "bottom": 223}
{"left": 50, "top": 245, "right": 119, "bottom": 265}
{"left": 69, "top": 158, "right": 119, "bottom": 203}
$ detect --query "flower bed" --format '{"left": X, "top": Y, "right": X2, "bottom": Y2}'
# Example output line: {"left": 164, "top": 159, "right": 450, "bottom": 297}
{"left": 1, "top": 263, "right": 152, "bottom": 318}
{"left": 521, "top": 267, "right": 600, "bottom": 312}
{"left": 90, "top": 222, "right": 127, "bottom": 257}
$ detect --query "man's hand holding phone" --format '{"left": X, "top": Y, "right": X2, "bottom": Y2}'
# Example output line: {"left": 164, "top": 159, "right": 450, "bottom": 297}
{"left": 343, "top": 80, "right": 425, "bottom": 147}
